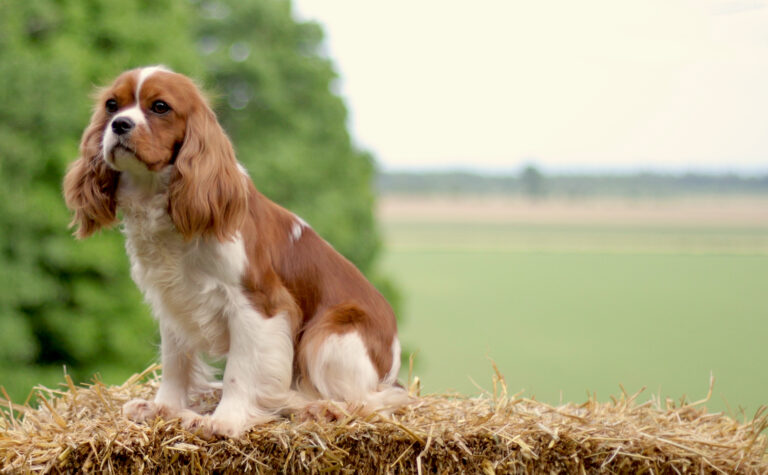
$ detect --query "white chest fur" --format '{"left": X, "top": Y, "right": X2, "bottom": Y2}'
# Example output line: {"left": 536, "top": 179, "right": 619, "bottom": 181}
{"left": 117, "top": 172, "right": 247, "bottom": 356}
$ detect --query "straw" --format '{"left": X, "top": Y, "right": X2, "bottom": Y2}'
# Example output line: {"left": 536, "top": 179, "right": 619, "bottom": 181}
{"left": 1, "top": 367, "right": 766, "bottom": 473}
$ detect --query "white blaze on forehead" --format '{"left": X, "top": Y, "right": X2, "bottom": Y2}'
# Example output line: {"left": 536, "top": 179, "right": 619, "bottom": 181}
{"left": 135, "top": 65, "right": 170, "bottom": 99}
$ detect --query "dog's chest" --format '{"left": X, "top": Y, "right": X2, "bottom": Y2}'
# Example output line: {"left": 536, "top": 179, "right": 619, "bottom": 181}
{"left": 119, "top": 188, "right": 247, "bottom": 356}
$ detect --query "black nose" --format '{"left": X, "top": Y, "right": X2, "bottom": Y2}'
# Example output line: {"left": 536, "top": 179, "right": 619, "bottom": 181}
{"left": 111, "top": 117, "right": 135, "bottom": 135}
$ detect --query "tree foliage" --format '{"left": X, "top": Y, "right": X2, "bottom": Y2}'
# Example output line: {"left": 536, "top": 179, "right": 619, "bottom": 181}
{"left": 0, "top": 0, "right": 395, "bottom": 401}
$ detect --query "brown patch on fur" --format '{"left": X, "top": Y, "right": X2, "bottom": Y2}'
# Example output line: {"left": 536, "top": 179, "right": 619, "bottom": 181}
{"left": 236, "top": 185, "right": 397, "bottom": 381}
{"left": 241, "top": 264, "right": 303, "bottom": 337}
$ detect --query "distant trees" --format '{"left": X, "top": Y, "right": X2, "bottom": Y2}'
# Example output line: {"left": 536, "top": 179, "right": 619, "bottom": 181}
{"left": 520, "top": 164, "right": 545, "bottom": 198}
{"left": 0, "top": 0, "right": 394, "bottom": 400}
{"left": 377, "top": 169, "right": 768, "bottom": 197}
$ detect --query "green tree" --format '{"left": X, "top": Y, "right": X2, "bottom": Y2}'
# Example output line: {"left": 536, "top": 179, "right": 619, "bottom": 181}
{"left": 0, "top": 0, "right": 202, "bottom": 401}
{"left": 0, "top": 0, "right": 398, "bottom": 401}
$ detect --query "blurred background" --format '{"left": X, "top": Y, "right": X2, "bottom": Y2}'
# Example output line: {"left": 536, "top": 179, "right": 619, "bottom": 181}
{"left": 1, "top": 0, "right": 766, "bottom": 418}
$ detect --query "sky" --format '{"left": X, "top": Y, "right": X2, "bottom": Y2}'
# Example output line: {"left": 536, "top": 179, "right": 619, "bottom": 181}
{"left": 292, "top": 0, "right": 768, "bottom": 174}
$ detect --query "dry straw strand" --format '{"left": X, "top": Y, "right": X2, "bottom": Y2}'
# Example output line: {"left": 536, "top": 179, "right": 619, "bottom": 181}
{"left": 0, "top": 367, "right": 766, "bottom": 474}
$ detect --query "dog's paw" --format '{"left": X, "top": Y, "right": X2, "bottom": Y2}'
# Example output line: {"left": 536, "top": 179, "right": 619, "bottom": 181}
{"left": 297, "top": 401, "right": 349, "bottom": 423}
{"left": 180, "top": 413, "right": 214, "bottom": 438}
{"left": 179, "top": 414, "right": 245, "bottom": 439}
{"left": 122, "top": 398, "right": 160, "bottom": 422}
{"left": 208, "top": 416, "right": 247, "bottom": 438}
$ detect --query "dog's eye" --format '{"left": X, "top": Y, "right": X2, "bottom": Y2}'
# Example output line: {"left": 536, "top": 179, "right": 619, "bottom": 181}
{"left": 105, "top": 99, "right": 118, "bottom": 113}
{"left": 151, "top": 100, "right": 171, "bottom": 114}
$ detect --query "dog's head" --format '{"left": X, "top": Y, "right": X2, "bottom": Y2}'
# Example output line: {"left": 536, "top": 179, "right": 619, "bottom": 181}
{"left": 63, "top": 66, "right": 247, "bottom": 241}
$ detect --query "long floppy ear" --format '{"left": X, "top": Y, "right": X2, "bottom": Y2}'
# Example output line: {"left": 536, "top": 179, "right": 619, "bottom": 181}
{"left": 62, "top": 115, "right": 120, "bottom": 239}
{"left": 168, "top": 98, "right": 248, "bottom": 242}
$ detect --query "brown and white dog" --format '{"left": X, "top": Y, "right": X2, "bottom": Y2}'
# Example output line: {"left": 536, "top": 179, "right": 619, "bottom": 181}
{"left": 63, "top": 66, "right": 409, "bottom": 437}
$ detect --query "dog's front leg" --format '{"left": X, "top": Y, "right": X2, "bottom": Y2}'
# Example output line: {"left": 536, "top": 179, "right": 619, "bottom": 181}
{"left": 124, "top": 323, "right": 198, "bottom": 423}
{"left": 206, "top": 308, "right": 295, "bottom": 437}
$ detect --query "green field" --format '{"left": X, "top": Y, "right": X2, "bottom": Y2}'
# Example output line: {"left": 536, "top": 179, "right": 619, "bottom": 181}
{"left": 380, "top": 198, "right": 768, "bottom": 417}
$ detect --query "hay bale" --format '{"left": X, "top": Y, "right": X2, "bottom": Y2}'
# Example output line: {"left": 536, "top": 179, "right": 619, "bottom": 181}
{"left": 1, "top": 366, "right": 766, "bottom": 474}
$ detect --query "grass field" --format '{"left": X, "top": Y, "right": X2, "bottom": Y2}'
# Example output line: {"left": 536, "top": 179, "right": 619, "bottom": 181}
{"left": 379, "top": 195, "right": 768, "bottom": 417}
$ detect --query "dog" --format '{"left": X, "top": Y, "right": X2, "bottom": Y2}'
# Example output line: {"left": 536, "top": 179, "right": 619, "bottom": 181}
{"left": 63, "top": 66, "right": 409, "bottom": 437}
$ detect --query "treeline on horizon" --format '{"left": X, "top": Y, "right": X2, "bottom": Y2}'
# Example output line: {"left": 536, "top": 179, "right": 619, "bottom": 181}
{"left": 377, "top": 166, "right": 768, "bottom": 197}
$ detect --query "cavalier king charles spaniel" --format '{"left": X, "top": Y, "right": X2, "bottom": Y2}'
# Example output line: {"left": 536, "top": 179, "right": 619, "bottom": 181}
{"left": 63, "top": 66, "right": 409, "bottom": 437}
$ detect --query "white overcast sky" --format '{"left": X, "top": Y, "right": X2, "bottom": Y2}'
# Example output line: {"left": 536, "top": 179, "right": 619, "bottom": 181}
{"left": 292, "top": 0, "right": 768, "bottom": 173}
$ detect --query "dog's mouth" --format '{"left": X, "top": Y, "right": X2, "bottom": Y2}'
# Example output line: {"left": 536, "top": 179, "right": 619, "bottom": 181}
{"left": 113, "top": 142, "right": 135, "bottom": 154}
{"left": 104, "top": 139, "right": 141, "bottom": 171}
{"left": 109, "top": 135, "right": 140, "bottom": 157}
